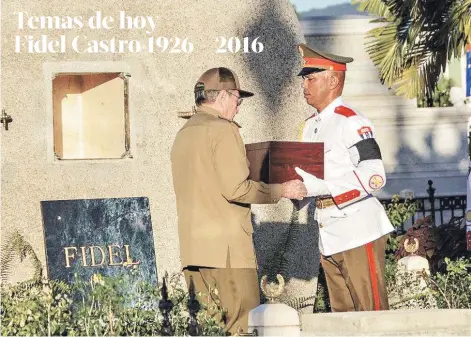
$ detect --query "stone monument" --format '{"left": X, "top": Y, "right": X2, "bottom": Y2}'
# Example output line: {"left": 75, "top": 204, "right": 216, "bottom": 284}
{"left": 1, "top": 0, "right": 319, "bottom": 309}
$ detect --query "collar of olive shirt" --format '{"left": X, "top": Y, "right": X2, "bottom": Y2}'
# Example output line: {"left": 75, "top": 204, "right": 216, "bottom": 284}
{"left": 196, "top": 105, "right": 242, "bottom": 128}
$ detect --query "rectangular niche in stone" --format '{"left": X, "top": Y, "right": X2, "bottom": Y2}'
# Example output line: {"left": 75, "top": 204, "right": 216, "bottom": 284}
{"left": 41, "top": 197, "right": 157, "bottom": 286}
{"left": 52, "top": 72, "right": 130, "bottom": 160}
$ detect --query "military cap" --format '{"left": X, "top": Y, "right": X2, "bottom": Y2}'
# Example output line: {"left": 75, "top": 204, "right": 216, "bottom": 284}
{"left": 297, "top": 43, "right": 354, "bottom": 76}
{"left": 194, "top": 67, "right": 254, "bottom": 98}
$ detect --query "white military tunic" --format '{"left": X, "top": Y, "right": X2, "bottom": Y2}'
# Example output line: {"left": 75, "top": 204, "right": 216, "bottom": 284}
{"left": 301, "top": 97, "right": 394, "bottom": 256}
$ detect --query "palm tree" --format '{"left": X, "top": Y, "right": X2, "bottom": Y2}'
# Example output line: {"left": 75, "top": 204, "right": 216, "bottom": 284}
{"left": 353, "top": 0, "right": 471, "bottom": 104}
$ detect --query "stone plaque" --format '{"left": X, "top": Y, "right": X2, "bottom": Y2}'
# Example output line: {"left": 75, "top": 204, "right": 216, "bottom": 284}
{"left": 41, "top": 197, "right": 157, "bottom": 286}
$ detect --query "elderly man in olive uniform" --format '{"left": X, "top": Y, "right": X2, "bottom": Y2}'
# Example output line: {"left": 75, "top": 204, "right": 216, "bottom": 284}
{"left": 171, "top": 67, "right": 307, "bottom": 335}
{"left": 294, "top": 44, "right": 394, "bottom": 312}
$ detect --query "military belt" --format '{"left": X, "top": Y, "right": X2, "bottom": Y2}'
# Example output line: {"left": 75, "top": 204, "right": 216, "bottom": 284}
{"left": 316, "top": 197, "right": 335, "bottom": 209}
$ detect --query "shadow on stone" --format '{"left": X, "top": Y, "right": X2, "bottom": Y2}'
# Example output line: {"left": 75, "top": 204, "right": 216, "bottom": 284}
{"left": 242, "top": 0, "right": 302, "bottom": 116}
{"left": 253, "top": 201, "right": 320, "bottom": 312}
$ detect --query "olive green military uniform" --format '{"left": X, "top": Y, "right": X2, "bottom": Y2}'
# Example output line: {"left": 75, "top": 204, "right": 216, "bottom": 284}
{"left": 171, "top": 104, "right": 282, "bottom": 334}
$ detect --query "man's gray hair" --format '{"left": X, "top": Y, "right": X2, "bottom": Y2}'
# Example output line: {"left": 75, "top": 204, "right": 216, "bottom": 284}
{"left": 195, "top": 90, "right": 220, "bottom": 106}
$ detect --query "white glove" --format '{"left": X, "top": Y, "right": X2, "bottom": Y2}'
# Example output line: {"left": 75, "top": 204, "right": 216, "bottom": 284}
{"left": 294, "top": 167, "right": 330, "bottom": 197}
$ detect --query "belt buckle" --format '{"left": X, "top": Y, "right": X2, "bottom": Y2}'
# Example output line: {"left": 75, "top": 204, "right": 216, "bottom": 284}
{"left": 316, "top": 198, "right": 334, "bottom": 209}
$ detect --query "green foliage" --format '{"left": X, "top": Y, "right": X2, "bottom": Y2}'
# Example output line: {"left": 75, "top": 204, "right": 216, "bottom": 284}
{"left": 1, "top": 279, "right": 73, "bottom": 336}
{"left": 431, "top": 217, "right": 468, "bottom": 273}
{"left": 353, "top": 0, "right": 471, "bottom": 100}
{"left": 164, "top": 274, "right": 225, "bottom": 336}
{"left": 1, "top": 272, "right": 225, "bottom": 336}
{"left": 386, "top": 257, "right": 471, "bottom": 310}
{"left": 0, "top": 230, "right": 224, "bottom": 336}
{"left": 313, "top": 266, "right": 330, "bottom": 313}
{"left": 384, "top": 195, "right": 420, "bottom": 256}
{"left": 69, "top": 271, "right": 162, "bottom": 336}
{"left": 426, "top": 257, "right": 471, "bottom": 309}
{"left": 385, "top": 195, "right": 419, "bottom": 230}
{"left": 417, "top": 76, "right": 455, "bottom": 107}
{"left": 1, "top": 230, "right": 43, "bottom": 284}
{"left": 386, "top": 258, "right": 437, "bottom": 309}
{"left": 384, "top": 256, "right": 399, "bottom": 291}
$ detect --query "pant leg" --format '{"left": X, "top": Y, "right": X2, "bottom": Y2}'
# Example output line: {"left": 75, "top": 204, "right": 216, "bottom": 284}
{"left": 214, "top": 268, "right": 260, "bottom": 335}
{"left": 218, "top": 250, "right": 260, "bottom": 335}
{"left": 338, "top": 235, "right": 389, "bottom": 311}
{"left": 183, "top": 268, "right": 219, "bottom": 306}
{"left": 320, "top": 254, "right": 355, "bottom": 312}
{"left": 184, "top": 267, "right": 260, "bottom": 335}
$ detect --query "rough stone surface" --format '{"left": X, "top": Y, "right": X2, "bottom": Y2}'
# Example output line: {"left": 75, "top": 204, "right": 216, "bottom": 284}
{"left": 249, "top": 303, "right": 300, "bottom": 336}
{"left": 301, "top": 309, "right": 471, "bottom": 336}
{"left": 1, "top": 0, "right": 319, "bottom": 306}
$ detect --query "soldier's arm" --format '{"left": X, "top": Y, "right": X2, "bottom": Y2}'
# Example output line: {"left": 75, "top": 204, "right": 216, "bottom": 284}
{"left": 213, "top": 123, "right": 283, "bottom": 204}
{"left": 324, "top": 113, "right": 386, "bottom": 209}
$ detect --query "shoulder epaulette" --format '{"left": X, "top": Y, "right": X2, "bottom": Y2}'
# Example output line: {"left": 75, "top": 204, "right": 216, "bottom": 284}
{"left": 334, "top": 105, "right": 357, "bottom": 118}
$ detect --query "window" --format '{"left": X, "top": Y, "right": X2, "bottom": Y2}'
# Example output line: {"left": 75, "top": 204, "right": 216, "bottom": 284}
{"left": 52, "top": 73, "right": 130, "bottom": 159}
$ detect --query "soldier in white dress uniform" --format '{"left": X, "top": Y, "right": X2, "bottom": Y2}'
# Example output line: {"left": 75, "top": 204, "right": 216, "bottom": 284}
{"left": 294, "top": 43, "right": 394, "bottom": 311}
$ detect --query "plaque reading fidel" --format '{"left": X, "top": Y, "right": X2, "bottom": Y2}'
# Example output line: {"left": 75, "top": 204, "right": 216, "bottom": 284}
{"left": 41, "top": 197, "right": 157, "bottom": 286}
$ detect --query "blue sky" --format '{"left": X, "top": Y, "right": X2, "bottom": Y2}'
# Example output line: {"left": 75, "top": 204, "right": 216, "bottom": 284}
{"left": 290, "top": 0, "right": 350, "bottom": 12}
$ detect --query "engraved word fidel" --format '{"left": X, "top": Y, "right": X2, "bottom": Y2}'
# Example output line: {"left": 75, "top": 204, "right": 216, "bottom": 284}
{"left": 63, "top": 244, "right": 141, "bottom": 268}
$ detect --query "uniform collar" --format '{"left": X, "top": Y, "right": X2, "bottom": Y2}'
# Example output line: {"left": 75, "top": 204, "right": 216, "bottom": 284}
{"left": 305, "top": 96, "right": 343, "bottom": 122}
{"left": 196, "top": 105, "right": 242, "bottom": 128}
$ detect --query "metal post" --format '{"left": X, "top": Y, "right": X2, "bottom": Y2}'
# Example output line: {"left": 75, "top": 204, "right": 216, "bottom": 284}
{"left": 427, "top": 180, "right": 436, "bottom": 224}
{"left": 187, "top": 276, "right": 201, "bottom": 336}
{"left": 466, "top": 118, "right": 471, "bottom": 250}
{"left": 159, "top": 274, "right": 174, "bottom": 336}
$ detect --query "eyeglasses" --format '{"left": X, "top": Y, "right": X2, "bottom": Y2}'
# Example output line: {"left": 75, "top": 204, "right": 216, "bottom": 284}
{"left": 226, "top": 90, "right": 243, "bottom": 106}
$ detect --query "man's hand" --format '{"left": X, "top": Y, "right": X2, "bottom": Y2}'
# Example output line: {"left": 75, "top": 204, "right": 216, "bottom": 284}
{"left": 294, "top": 167, "right": 330, "bottom": 197}
{"left": 281, "top": 179, "right": 307, "bottom": 200}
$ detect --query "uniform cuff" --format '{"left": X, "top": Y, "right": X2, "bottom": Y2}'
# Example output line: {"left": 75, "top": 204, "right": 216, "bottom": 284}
{"left": 270, "top": 184, "right": 283, "bottom": 203}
